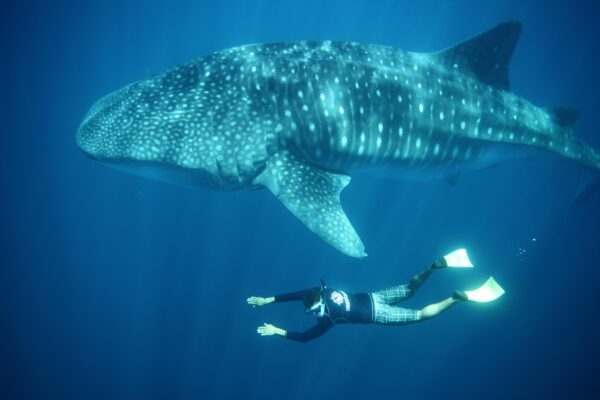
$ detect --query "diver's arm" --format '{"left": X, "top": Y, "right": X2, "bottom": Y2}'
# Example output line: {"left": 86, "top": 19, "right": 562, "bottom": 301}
{"left": 273, "top": 290, "right": 307, "bottom": 302}
{"left": 247, "top": 296, "right": 275, "bottom": 307}
{"left": 257, "top": 320, "right": 332, "bottom": 342}
{"left": 283, "top": 319, "right": 333, "bottom": 343}
{"left": 248, "top": 287, "right": 320, "bottom": 306}
{"left": 247, "top": 288, "right": 313, "bottom": 307}
{"left": 257, "top": 323, "right": 286, "bottom": 337}
{"left": 273, "top": 287, "right": 320, "bottom": 303}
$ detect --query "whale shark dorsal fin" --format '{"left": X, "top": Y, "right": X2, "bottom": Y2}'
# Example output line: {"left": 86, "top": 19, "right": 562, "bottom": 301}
{"left": 254, "top": 151, "right": 366, "bottom": 258}
{"left": 434, "top": 21, "right": 522, "bottom": 91}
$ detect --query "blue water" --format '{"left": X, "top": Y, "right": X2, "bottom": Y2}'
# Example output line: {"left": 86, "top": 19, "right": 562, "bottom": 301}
{"left": 2, "top": 1, "right": 600, "bottom": 399}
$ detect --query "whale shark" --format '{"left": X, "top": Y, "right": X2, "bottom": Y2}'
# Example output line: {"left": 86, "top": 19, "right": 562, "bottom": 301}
{"left": 77, "top": 21, "right": 599, "bottom": 258}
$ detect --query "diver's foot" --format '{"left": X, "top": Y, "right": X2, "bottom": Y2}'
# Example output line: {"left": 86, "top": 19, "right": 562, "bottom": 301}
{"left": 452, "top": 290, "right": 469, "bottom": 301}
{"left": 431, "top": 258, "right": 448, "bottom": 269}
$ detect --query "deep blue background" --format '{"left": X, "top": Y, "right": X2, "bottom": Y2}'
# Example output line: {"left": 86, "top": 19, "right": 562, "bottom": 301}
{"left": 2, "top": 1, "right": 600, "bottom": 399}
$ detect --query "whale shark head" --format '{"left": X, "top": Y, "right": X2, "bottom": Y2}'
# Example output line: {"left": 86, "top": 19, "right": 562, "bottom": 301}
{"left": 76, "top": 62, "right": 245, "bottom": 188}
{"left": 77, "top": 77, "right": 206, "bottom": 164}
{"left": 77, "top": 82, "right": 143, "bottom": 161}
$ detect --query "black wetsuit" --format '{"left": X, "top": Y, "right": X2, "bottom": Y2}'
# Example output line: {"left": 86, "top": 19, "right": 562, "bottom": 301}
{"left": 274, "top": 287, "right": 373, "bottom": 342}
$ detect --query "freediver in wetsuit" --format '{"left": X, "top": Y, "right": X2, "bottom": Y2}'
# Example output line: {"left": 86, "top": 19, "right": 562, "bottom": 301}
{"left": 247, "top": 249, "right": 504, "bottom": 342}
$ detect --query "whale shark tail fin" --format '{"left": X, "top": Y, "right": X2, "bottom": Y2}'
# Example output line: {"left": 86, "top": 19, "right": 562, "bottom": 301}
{"left": 434, "top": 21, "right": 522, "bottom": 91}
{"left": 545, "top": 106, "right": 580, "bottom": 131}
{"left": 253, "top": 151, "right": 366, "bottom": 258}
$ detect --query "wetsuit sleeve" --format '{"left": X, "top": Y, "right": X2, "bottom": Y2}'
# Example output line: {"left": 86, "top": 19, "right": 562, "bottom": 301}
{"left": 285, "top": 319, "right": 333, "bottom": 343}
{"left": 274, "top": 290, "right": 305, "bottom": 302}
{"left": 274, "top": 287, "right": 318, "bottom": 302}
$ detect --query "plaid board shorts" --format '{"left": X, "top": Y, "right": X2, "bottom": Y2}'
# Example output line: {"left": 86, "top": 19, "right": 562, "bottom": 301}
{"left": 369, "top": 284, "right": 421, "bottom": 325}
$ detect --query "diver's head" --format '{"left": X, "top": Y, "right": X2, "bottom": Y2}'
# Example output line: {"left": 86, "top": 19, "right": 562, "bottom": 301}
{"left": 303, "top": 288, "right": 322, "bottom": 310}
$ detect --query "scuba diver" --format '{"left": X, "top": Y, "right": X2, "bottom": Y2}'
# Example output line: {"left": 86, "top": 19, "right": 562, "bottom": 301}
{"left": 247, "top": 249, "right": 505, "bottom": 342}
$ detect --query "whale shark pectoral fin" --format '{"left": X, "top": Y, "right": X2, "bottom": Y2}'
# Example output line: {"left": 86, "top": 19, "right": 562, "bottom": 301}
{"left": 445, "top": 171, "right": 461, "bottom": 186}
{"left": 434, "top": 20, "right": 522, "bottom": 91}
{"left": 571, "top": 176, "right": 600, "bottom": 212}
{"left": 253, "top": 151, "right": 366, "bottom": 258}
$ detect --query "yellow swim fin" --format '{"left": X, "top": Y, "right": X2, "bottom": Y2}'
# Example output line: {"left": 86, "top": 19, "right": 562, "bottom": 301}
{"left": 443, "top": 248, "right": 474, "bottom": 268}
{"left": 463, "top": 277, "right": 505, "bottom": 302}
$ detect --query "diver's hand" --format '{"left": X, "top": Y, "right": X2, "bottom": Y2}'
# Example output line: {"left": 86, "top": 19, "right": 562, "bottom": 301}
{"left": 247, "top": 296, "right": 275, "bottom": 307}
{"left": 257, "top": 323, "right": 286, "bottom": 337}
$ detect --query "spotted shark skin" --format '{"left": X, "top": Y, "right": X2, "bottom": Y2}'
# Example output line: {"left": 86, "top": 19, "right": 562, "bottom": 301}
{"left": 77, "top": 21, "right": 599, "bottom": 258}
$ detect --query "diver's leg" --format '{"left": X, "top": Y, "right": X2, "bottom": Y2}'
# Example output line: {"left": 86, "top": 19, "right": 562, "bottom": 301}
{"left": 372, "top": 303, "right": 422, "bottom": 325}
{"left": 419, "top": 296, "right": 463, "bottom": 320}
{"left": 371, "top": 253, "right": 455, "bottom": 305}
{"left": 407, "top": 263, "right": 437, "bottom": 293}
{"left": 371, "top": 261, "right": 439, "bottom": 305}
{"left": 417, "top": 277, "right": 505, "bottom": 320}
{"left": 405, "top": 254, "right": 450, "bottom": 293}
{"left": 370, "top": 284, "right": 412, "bottom": 305}
{"left": 406, "top": 251, "right": 465, "bottom": 292}
{"left": 372, "top": 298, "right": 462, "bottom": 325}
